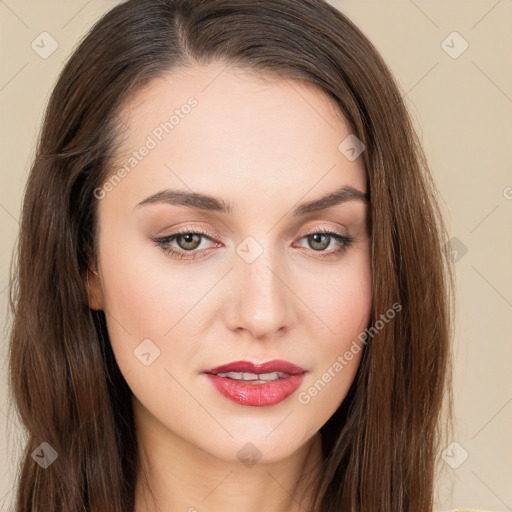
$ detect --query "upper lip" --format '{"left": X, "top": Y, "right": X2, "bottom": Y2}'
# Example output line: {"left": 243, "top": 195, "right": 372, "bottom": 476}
{"left": 203, "top": 359, "right": 306, "bottom": 376}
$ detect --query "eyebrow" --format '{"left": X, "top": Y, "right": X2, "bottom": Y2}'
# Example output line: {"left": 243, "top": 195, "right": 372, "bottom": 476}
{"left": 135, "top": 185, "right": 369, "bottom": 217}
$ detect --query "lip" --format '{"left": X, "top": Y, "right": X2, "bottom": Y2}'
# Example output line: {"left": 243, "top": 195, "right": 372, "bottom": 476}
{"left": 203, "top": 359, "right": 306, "bottom": 376}
{"left": 202, "top": 359, "right": 307, "bottom": 407}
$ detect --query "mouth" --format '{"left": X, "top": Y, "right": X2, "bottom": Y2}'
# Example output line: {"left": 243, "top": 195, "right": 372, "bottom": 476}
{"left": 203, "top": 359, "right": 306, "bottom": 381}
{"left": 202, "top": 359, "right": 307, "bottom": 407}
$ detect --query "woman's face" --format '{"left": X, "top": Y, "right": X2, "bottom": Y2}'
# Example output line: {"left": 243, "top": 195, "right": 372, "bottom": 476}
{"left": 88, "top": 62, "right": 372, "bottom": 464}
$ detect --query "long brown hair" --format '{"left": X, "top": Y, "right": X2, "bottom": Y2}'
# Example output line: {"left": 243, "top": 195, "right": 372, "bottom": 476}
{"left": 7, "top": 0, "right": 455, "bottom": 510}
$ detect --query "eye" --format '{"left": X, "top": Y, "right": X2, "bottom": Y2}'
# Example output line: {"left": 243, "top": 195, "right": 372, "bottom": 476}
{"left": 152, "top": 227, "right": 354, "bottom": 260}
{"left": 293, "top": 229, "right": 355, "bottom": 258}
{"left": 152, "top": 228, "right": 218, "bottom": 260}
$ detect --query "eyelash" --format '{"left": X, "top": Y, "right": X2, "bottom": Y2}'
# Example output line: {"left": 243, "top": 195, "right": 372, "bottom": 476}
{"left": 152, "top": 227, "right": 355, "bottom": 261}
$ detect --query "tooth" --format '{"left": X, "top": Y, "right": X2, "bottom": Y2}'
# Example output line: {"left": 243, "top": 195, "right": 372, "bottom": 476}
{"left": 242, "top": 372, "right": 259, "bottom": 381}
{"left": 214, "top": 371, "right": 290, "bottom": 381}
{"left": 258, "top": 372, "right": 280, "bottom": 381}
{"left": 226, "top": 372, "right": 244, "bottom": 380}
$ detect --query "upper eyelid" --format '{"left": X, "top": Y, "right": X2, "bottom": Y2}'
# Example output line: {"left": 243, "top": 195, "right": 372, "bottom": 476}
{"left": 158, "top": 224, "right": 350, "bottom": 240}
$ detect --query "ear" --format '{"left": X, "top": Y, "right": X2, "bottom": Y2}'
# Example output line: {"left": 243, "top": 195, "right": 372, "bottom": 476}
{"left": 86, "top": 264, "right": 104, "bottom": 311}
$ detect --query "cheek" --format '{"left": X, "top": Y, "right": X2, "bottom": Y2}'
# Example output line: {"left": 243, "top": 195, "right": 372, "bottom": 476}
{"left": 305, "top": 254, "right": 372, "bottom": 346}
{"left": 98, "top": 221, "right": 196, "bottom": 332}
{"left": 97, "top": 228, "right": 221, "bottom": 380}
{"left": 95, "top": 228, "right": 172, "bottom": 370}
{"left": 295, "top": 257, "right": 372, "bottom": 417}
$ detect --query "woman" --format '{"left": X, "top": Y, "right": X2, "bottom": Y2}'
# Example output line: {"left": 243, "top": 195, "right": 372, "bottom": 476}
{"left": 8, "top": 0, "right": 457, "bottom": 510}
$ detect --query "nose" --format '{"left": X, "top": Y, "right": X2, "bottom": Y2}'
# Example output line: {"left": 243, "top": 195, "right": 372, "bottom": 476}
{"left": 225, "top": 243, "right": 294, "bottom": 340}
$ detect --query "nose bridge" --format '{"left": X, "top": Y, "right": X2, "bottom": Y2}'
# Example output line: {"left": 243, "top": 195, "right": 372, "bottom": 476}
{"left": 229, "top": 235, "right": 291, "bottom": 338}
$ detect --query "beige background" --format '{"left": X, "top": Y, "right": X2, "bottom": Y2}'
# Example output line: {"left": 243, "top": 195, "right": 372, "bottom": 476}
{"left": 1, "top": 1, "right": 511, "bottom": 510}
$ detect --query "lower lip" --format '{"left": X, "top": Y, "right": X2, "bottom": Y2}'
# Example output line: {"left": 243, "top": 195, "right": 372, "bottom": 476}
{"left": 204, "top": 373, "right": 306, "bottom": 406}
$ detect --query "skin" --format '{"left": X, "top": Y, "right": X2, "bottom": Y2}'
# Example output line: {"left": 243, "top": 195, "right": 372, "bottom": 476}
{"left": 87, "top": 61, "right": 372, "bottom": 512}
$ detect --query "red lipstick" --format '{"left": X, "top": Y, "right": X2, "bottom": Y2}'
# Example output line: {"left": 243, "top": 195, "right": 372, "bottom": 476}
{"left": 202, "top": 359, "right": 307, "bottom": 407}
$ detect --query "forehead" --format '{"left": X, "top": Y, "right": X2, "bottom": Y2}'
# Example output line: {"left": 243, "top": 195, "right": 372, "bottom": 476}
{"left": 120, "top": 61, "right": 348, "bottom": 129}
{"left": 103, "top": 62, "right": 366, "bottom": 210}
